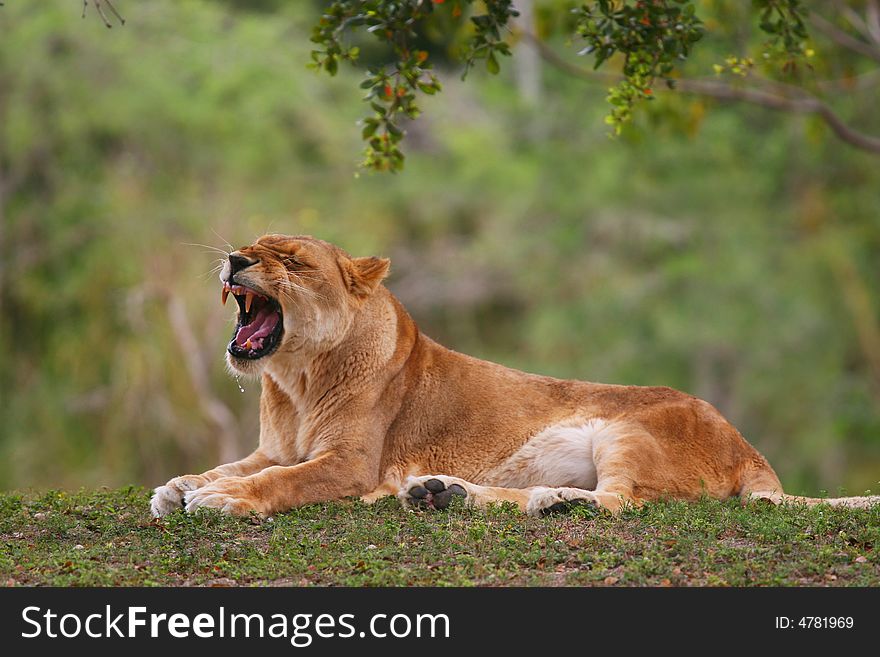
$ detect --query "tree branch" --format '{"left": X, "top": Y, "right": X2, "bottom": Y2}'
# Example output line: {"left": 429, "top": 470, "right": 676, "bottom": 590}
{"left": 81, "top": 0, "right": 125, "bottom": 28}
{"left": 673, "top": 79, "right": 880, "bottom": 155}
{"left": 831, "top": 0, "right": 879, "bottom": 44}
{"left": 867, "top": 0, "right": 880, "bottom": 45}
{"left": 810, "top": 13, "right": 880, "bottom": 64}
{"left": 523, "top": 33, "right": 880, "bottom": 156}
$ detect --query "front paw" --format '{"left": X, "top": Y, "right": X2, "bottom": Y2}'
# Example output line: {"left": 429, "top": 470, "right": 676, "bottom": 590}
{"left": 184, "top": 477, "right": 263, "bottom": 516}
{"left": 150, "top": 475, "right": 209, "bottom": 517}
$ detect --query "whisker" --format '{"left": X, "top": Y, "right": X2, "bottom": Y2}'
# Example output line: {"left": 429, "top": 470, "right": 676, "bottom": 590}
{"left": 181, "top": 242, "right": 232, "bottom": 257}
{"left": 209, "top": 228, "right": 235, "bottom": 254}
{"left": 198, "top": 260, "right": 226, "bottom": 281}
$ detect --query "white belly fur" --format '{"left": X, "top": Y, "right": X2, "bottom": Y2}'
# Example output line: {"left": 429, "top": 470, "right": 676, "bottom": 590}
{"left": 485, "top": 418, "right": 621, "bottom": 489}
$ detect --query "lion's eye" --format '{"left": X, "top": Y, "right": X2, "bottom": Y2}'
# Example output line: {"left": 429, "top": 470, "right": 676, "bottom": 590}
{"left": 284, "top": 255, "right": 304, "bottom": 269}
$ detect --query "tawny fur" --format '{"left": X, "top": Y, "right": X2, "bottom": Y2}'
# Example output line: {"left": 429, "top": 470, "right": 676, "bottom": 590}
{"left": 150, "top": 235, "right": 879, "bottom": 518}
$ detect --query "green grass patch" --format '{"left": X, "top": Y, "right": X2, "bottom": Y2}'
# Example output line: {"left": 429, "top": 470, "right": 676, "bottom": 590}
{"left": 1, "top": 488, "right": 878, "bottom": 586}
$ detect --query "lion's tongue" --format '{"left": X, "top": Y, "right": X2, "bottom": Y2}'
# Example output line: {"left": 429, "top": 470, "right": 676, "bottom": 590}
{"left": 235, "top": 306, "right": 280, "bottom": 349}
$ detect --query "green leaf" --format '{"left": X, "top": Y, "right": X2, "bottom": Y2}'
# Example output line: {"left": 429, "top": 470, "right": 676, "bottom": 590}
{"left": 361, "top": 122, "right": 378, "bottom": 139}
{"left": 487, "top": 52, "right": 500, "bottom": 75}
{"left": 386, "top": 121, "right": 403, "bottom": 137}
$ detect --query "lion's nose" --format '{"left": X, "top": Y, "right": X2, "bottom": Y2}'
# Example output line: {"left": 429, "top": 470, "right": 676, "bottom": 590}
{"left": 229, "top": 253, "right": 257, "bottom": 275}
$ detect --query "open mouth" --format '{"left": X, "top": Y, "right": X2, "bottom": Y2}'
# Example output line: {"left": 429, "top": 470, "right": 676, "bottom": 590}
{"left": 222, "top": 282, "right": 283, "bottom": 360}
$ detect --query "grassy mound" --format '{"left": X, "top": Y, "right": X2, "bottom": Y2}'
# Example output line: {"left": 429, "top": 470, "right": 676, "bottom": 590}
{"left": 1, "top": 488, "right": 877, "bottom": 586}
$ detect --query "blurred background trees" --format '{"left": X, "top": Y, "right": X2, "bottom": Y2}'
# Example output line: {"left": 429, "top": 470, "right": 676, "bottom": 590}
{"left": 1, "top": 0, "right": 878, "bottom": 496}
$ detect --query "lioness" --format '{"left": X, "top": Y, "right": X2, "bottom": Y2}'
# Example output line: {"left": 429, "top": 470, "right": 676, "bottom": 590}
{"left": 151, "top": 234, "right": 879, "bottom": 517}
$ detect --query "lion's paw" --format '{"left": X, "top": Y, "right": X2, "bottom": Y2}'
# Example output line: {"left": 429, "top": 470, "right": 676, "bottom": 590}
{"left": 526, "top": 487, "right": 599, "bottom": 517}
{"left": 398, "top": 475, "right": 470, "bottom": 511}
{"left": 150, "top": 475, "right": 209, "bottom": 517}
{"left": 183, "top": 477, "right": 262, "bottom": 516}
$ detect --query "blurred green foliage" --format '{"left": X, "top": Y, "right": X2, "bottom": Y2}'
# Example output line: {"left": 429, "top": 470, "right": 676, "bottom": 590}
{"left": 0, "top": 0, "right": 878, "bottom": 497}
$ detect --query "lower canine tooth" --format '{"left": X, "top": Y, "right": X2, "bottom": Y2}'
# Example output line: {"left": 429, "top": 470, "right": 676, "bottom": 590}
{"left": 245, "top": 291, "right": 254, "bottom": 313}
{"left": 244, "top": 340, "right": 252, "bottom": 350}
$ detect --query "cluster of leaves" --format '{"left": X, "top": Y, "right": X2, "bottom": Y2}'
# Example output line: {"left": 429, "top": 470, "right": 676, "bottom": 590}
{"left": 713, "top": 55, "right": 755, "bottom": 78}
{"left": 753, "top": 0, "right": 812, "bottom": 73}
{"left": 756, "top": 0, "right": 809, "bottom": 53}
{"left": 309, "top": 1, "right": 421, "bottom": 171}
{"left": 308, "top": 0, "right": 823, "bottom": 170}
{"left": 309, "top": 1, "right": 440, "bottom": 171}
{"left": 460, "top": 0, "right": 519, "bottom": 78}
{"left": 574, "top": 0, "right": 704, "bottom": 134}
{"left": 311, "top": 0, "right": 520, "bottom": 172}
{"left": 356, "top": 53, "right": 441, "bottom": 172}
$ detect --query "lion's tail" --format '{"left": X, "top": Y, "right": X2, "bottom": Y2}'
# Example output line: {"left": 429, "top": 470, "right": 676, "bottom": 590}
{"left": 740, "top": 458, "right": 880, "bottom": 509}
{"left": 744, "top": 488, "right": 880, "bottom": 509}
{"left": 776, "top": 493, "right": 880, "bottom": 509}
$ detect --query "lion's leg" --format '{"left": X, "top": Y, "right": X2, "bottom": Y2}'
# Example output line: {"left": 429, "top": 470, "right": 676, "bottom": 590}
{"left": 398, "top": 475, "right": 606, "bottom": 517}
{"left": 588, "top": 425, "right": 700, "bottom": 512}
{"left": 589, "top": 461, "right": 640, "bottom": 514}
{"left": 183, "top": 451, "right": 380, "bottom": 516}
{"left": 361, "top": 481, "right": 401, "bottom": 503}
{"left": 398, "top": 475, "right": 532, "bottom": 511}
{"left": 150, "top": 450, "right": 276, "bottom": 517}
{"left": 398, "top": 424, "right": 665, "bottom": 516}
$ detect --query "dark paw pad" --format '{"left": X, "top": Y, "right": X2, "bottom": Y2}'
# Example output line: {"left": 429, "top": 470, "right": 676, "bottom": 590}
{"left": 424, "top": 479, "right": 446, "bottom": 494}
{"left": 408, "top": 479, "right": 468, "bottom": 510}
{"left": 408, "top": 485, "right": 429, "bottom": 499}
{"left": 540, "top": 498, "right": 597, "bottom": 517}
{"left": 431, "top": 484, "right": 468, "bottom": 510}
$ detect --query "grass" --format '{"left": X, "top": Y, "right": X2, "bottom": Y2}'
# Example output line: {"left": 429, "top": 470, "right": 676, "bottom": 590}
{"left": 0, "top": 487, "right": 878, "bottom": 586}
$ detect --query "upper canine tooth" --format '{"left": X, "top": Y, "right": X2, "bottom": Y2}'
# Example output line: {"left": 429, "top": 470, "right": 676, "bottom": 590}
{"left": 222, "top": 287, "right": 229, "bottom": 305}
{"left": 245, "top": 291, "right": 254, "bottom": 313}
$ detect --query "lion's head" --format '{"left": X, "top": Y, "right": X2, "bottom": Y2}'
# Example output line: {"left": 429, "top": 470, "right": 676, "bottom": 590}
{"left": 219, "top": 234, "right": 390, "bottom": 375}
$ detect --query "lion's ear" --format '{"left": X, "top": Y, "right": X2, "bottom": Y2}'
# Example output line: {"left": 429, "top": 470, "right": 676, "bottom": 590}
{"left": 342, "top": 256, "right": 391, "bottom": 298}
